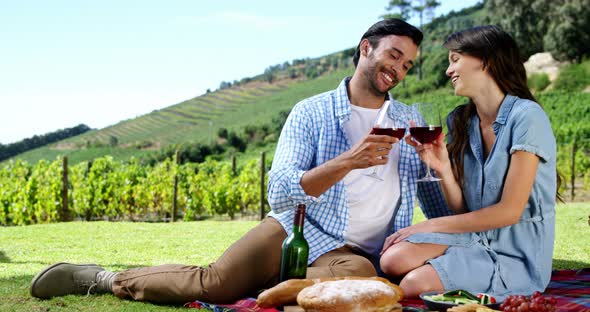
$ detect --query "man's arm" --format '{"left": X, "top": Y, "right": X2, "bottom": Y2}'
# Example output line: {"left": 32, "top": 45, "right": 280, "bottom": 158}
{"left": 268, "top": 102, "right": 397, "bottom": 213}
{"left": 301, "top": 135, "right": 397, "bottom": 197}
{"left": 267, "top": 103, "right": 317, "bottom": 214}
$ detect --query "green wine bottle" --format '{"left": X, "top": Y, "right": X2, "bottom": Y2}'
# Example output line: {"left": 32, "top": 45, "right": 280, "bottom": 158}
{"left": 278, "top": 204, "right": 309, "bottom": 282}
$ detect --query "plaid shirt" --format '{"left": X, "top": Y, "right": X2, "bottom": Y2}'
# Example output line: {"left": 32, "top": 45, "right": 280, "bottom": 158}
{"left": 267, "top": 78, "right": 450, "bottom": 263}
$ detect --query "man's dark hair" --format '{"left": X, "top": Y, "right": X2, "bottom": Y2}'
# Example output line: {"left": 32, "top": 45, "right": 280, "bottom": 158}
{"left": 352, "top": 19, "right": 423, "bottom": 67}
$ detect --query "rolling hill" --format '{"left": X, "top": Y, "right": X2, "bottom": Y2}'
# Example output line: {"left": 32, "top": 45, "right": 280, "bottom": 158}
{"left": 12, "top": 66, "right": 355, "bottom": 164}
{"left": 6, "top": 1, "right": 589, "bottom": 169}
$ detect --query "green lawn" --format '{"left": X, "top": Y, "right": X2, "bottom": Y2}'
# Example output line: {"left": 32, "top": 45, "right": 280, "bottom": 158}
{"left": 1, "top": 203, "right": 588, "bottom": 311}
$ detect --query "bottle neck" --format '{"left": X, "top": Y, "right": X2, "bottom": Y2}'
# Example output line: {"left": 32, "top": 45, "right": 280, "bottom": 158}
{"left": 292, "top": 204, "right": 305, "bottom": 234}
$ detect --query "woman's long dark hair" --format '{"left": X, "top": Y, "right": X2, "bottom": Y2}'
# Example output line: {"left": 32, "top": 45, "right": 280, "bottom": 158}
{"left": 443, "top": 25, "right": 563, "bottom": 201}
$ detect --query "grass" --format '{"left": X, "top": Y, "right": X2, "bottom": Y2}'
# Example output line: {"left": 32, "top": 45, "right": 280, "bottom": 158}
{"left": 1, "top": 204, "right": 588, "bottom": 311}
{"left": 0, "top": 221, "right": 256, "bottom": 311}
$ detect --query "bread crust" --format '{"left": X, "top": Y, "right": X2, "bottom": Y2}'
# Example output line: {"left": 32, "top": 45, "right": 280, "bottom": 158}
{"left": 297, "top": 279, "right": 401, "bottom": 312}
{"left": 257, "top": 279, "right": 315, "bottom": 308}
{"left": 256, "top": 276, "right": 403, "bottom": 309}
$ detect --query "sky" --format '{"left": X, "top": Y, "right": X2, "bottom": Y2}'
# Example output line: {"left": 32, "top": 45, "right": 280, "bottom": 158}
{"left": 0, "top": 0, "right": 481, "bottom": 144}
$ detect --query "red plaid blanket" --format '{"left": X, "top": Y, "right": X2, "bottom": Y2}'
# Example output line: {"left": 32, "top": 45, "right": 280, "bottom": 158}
{"left": 400, "top": 268, "right": 590, "bottom": 312}
{"left": 188, "top": 269, "right": 590, "bottom": 312}
{"left": 545, "top": 268, "right": 590, "bottom": 311}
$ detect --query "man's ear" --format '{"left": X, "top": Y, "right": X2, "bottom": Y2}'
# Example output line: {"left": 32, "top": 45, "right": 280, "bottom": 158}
{"left": 360, "top": 38, "right": 371, "bottom": 57}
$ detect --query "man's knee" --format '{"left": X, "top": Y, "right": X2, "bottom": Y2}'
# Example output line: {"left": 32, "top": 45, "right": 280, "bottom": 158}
{"left": 330, "top": 255, "right": 376, "bottom": 277}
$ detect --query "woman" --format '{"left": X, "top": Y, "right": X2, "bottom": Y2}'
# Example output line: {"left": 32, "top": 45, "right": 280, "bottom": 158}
{"left": 379, "top": 25, "right": 559, "bottom": 299}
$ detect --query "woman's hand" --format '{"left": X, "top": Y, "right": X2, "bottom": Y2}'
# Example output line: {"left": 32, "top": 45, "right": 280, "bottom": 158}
{"left": 405, "top": 129, "right": 451, "bottom": 176}
{"left": 380, "top": 220, "right": 436, "bottom": 254}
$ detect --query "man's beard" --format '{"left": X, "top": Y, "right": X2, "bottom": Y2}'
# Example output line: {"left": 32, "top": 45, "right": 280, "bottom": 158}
{"left": 365, "top": 62, "right": 400, "bottom": 97}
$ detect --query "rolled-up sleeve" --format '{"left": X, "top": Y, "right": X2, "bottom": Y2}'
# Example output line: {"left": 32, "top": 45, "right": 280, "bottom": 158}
{"left": 268, "top": 102, "right": 323, "bottom": 214}
{"left": 509, "top": 105, "right": 554, "bottom": 163}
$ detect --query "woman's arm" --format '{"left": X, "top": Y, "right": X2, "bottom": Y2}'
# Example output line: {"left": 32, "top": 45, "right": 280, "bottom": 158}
{"left": 406, "top": 133, "right": 466, "bottom": 214}
{"left": 385, "top": 150, "right": 539, "bottom": 245}
{"left": 433, "top": 150, "right": 539, "bottom": 231}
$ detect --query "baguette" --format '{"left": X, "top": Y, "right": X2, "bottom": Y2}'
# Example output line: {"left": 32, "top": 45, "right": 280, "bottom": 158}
{"left": 256, "top": 276, "right": 403, "bottom": 308}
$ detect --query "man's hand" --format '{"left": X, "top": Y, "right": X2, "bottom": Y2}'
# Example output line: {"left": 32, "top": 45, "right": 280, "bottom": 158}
{"left": 343, "top": 133, "right": 399, "bottom": 170}
{"left": 300, "top": 131, "right": 399, "bottom": 198}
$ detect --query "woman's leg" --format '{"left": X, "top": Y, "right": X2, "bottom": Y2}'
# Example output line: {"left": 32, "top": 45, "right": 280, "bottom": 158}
{"left": 399, "top": 264, "right": 443, "bottom": 298}
{"left": 379, "top": 242, "right": 446, "bottom": 277}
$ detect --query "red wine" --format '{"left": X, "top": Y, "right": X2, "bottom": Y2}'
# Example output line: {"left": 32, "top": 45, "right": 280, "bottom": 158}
{"left": 410, "top": 126, "right": 442, "bottom": 144}
{"left": 371, "top": 127, "right": 406, "bottom": 139}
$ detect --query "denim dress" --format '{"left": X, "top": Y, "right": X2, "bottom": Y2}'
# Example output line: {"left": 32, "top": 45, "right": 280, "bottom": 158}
{"left": 405, "top": 94, "right": 557, "bottom": 299}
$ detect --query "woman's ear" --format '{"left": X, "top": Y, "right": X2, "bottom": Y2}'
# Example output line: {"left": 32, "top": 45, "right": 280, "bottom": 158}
{"left": 480, "top": 59, "right": 488, "bottom": 71}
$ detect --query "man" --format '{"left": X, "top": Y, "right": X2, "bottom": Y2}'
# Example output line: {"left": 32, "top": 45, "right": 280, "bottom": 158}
{"left": 30, "top": 19, "right": 448, "bottom": 305}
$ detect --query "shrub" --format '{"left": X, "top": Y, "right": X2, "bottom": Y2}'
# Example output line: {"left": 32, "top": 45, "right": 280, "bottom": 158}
{"left": 553, "top": 60, "right": 590, "bottom": 92}
{"left": 528, "top": 73, "right": 550, "bottom": 92}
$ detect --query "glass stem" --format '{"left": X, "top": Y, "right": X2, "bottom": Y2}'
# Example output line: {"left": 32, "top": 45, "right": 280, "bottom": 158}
{"left": 425, "top": 162, "right": 433, "bottom": 178}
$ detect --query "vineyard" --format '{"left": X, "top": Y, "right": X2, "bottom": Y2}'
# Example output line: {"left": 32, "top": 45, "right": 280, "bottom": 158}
{"left": 0, "top": 155, "right": 270, "bottom": 226}
{"left": 1, "top": 90, "right": 589, "bottom": 226}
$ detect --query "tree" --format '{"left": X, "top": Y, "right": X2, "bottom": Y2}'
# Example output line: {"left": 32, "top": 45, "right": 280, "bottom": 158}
{"left": 543, "top": 0, "right": 590, "bottom": 62}
{"left": 485, "top": 0, "right": 549, "bottom": 60}
{"left": 383, "top": 0, "right": 440, "bottom": 80}
{"left": 263, "top": 67, "right": 275, "bottom": 84}
{"left": 383, "top": 0, "right": 412, "bottom": 20}
{"left": 486, "top": 0, "right": 589, "bottom": 62}
{"left": 109, "top": 135, "right": 118, "bottom": 147}
{"left": 217, "top": 128, "right": 228, "bottom": 139}
{"left": 0, "top": 124, "right": 91, "bottom": 162}
{"left": 413, "top": 0, "right": 440, "bottom": 80}
{"left": 218, "top": 81, "right": 232, "bottom": 90}
{"left": 288, "top": 67, "right": 298, "bottom": 79}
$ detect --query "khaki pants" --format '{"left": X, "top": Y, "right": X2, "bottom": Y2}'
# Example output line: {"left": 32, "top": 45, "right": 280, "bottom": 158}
{"left": 112, "top": 217, "right": 376, "bottom": 304}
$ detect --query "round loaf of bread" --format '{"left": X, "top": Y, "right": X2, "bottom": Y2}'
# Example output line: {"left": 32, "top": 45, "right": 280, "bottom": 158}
{"left": 296, "top": 279, "right": 402, "bottom": 312}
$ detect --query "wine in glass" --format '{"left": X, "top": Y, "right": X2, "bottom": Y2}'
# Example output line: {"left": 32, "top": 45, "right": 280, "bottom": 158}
{"left": 364, "top": 100, "right": 406, "bottom": 180}
{"left": 410, "top": 102, "right": 442, "bottom": 182}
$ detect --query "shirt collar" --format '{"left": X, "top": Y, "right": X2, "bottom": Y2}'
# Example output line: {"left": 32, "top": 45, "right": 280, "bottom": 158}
{"left": 335, "top": 77, "right": 392, "bottom": 122}
{"left": 492, "top": 94, "right": 517, "bottom": 133}
{"left": 495, "top": 94, "right": 517, "bottom": 125}
{"left": 335, "top": 78, "right": 352, "bottom": 121}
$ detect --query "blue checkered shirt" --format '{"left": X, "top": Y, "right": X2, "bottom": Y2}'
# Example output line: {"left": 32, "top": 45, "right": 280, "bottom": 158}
{"left": 267, "top": 78, "right": 450, "bottom": 264}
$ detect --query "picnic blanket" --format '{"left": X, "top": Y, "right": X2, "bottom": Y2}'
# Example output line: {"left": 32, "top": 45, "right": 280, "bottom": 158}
{"left": 188, "top": 269, "right": 590, "bottom": 312}
{"left": 400, "top": 268, "right": 590, "bottom": 312}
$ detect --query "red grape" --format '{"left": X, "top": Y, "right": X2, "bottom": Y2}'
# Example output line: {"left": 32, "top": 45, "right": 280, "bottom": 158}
{"left": 501, "top": 293, "right": 555, "bottom": 312}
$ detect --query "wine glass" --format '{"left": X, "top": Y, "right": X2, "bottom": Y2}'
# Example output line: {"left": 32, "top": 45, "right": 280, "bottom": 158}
{"left": 410, "top": 102, "right": 442, "bottom": 182}
{"left": 363, "top": 100, "right": 406, "bottom": 180}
